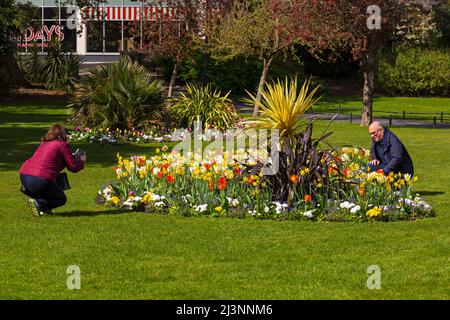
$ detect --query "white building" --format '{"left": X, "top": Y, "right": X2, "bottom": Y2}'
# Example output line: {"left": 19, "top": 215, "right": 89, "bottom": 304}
{"left": 16, "top": 0, "right": 198, "bottom": 61}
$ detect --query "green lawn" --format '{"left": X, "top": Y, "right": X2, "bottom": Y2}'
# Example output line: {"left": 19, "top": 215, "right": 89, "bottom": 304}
{"left": 313, "top": 95, "right": 450, "bottom": 121}
{"left": 1, "top": 98, "right": 450, "bottom": 299}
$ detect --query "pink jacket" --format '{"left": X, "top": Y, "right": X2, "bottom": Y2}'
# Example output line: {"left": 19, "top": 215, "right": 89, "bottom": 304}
{"left": 19, "top": 140, "right": 84, "bottom": 181}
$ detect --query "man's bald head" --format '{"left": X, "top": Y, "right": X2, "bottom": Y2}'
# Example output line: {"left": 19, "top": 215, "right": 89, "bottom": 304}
{"left": 369, "top": 121, "right": 384, "bottom": 142}
{"left": 369, "top": 121, "right": 383, "bottom": 131}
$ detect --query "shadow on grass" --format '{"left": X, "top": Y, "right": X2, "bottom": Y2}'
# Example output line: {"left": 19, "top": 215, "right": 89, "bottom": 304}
{"left": 415, "top": 191, "right": 446, "bottom": 196}
{"left": 55, "top": 209, "right": 134, "bottom": 217}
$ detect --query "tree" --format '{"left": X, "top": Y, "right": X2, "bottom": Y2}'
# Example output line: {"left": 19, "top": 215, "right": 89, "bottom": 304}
{"left": 290, "top": 0, "right": 438, "bottom": 126}
{"left": 131, "top": 1, "right": 232, "bottom": 99}
{"left": 207, "top": 0, "right": 300, "bottom": 116}
{"left": 0, "top": 0, "right": 37, "bottom": 96}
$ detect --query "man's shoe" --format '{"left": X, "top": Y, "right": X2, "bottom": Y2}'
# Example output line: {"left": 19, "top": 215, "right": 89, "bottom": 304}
{"left": 28, "top": 199, "right": 42, "bottom": 217}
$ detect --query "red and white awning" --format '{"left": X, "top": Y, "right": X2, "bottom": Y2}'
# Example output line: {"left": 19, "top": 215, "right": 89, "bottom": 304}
{"left": 83, "top": 6, "right": 220, "bottom": 22}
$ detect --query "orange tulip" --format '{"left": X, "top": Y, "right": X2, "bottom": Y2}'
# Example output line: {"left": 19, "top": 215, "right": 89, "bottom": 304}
{"left": 290, "top": 175, "right": 299, "bottom": 184}
{"left": 304, "top": 194, "right": 312, "bottom": 203}
{"left": 218, "top": 176, "right": 227, "bottom": 190}
{"left": 166, "top": 175, "right": 175, "bottom": 184}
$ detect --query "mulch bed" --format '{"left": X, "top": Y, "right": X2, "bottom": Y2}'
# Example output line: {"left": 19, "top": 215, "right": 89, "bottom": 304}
{"left": 0, "top": 87, "right": 68, "bottom": 103}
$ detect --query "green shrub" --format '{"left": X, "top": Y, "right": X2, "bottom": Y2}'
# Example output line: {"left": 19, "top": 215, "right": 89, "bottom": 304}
{"left": 39, "top": 39, "right": 80, "bottom": 93}
{"left": 377, "top": 47, "right": 450, "bottom": 96}
{"left": 68, "top": 55, "right": 167, "bottom": 130}
{"left": 16, "top": 44, "right": 44, "bottom": 84}
{"left": 157, "top": 53, "right": 308, "bottom": 95}
{"left": 170, "top": 83, "right": 240, "bottom": 130}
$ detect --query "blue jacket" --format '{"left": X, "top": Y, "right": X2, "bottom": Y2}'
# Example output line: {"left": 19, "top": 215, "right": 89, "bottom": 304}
{"left": 371, "top": 128, "right": 414, "bottom": 175}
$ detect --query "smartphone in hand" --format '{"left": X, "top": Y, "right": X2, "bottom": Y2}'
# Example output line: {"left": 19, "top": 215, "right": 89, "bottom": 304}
{"left": 73, "top": 148, "right": 86, "bottom": 159}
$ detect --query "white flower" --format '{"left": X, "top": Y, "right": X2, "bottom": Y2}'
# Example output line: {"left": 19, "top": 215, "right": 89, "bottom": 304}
{"left": 151, "top": 194, "right": 161, "bottom": 201}
{"left": 264, "top": 206, "right": 270, "bottom": 213}
{"left": 123, "top": 199, "right": 134, "bottom": 207}
{"left": 350, "top": 205, "right": 361, "bottom": 214}
{"left": 340, "top": 201, "right": 355, "bottom": 209}
{"left": 303, "top": 210, "right": 314, "bottom": 219}
{"left": 155, "top": 201, "right": 165, "bottom": 207}
{"left": 195, "top": 204, "right": 208, "bottom": 212}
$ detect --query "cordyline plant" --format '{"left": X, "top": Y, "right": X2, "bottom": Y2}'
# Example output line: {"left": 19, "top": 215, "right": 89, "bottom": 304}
{"left": 245, "top": 77, "right": 350, "bottom": 205}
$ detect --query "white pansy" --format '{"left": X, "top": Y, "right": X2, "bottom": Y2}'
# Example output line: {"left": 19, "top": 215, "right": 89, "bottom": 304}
{"left": 303, "top": 210, "right": 314, "bottom": 219}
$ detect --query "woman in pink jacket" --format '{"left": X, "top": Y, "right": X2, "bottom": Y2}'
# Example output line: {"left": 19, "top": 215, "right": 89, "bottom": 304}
{"left": 19, "top": 124, "right": 86, "bottom": 216}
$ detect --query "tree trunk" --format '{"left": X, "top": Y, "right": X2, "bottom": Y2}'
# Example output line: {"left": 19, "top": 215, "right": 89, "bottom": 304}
{"left": 168, "top": 60, "right": 180, "bottom": 99}
{"left": 361, "top": 65, "right": 375, "bottom": 126}
{"left": 200, "top": 52, "right": 209, "bottom": 88}
{"left": 253, "top": 56, "right": 273, "bottom": 117}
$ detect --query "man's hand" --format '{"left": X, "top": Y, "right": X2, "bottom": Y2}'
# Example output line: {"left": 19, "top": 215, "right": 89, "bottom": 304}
{"left": 369, "top": 159, "right": 380, "bottom": 165}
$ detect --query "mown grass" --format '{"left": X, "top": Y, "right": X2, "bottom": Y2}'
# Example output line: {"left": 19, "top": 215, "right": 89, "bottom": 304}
{"left": 313, "top": 95, "right": 450, "bottom": 121}
{"left": 0, "top": 98, "right": 449, "bottom": 299}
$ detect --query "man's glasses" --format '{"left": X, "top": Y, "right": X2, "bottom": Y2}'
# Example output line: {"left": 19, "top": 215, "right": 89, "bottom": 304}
{"left": 369, "top": 129, "right": 380, "bottom": 136}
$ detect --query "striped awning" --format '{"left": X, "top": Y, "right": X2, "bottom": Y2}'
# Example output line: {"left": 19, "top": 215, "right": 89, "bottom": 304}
{"left": 84, "top": 6, "right": 220, "bottom": 21}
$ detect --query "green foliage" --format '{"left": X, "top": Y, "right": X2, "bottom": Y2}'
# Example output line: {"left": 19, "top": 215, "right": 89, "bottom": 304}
{"left": 245, "top": 77, "right": 321, "bottom": 153}
{"left": 39, "top": 39, "right": 80, "bottom": 93}
{"left": 207, "top": 58, "right": 260, "bottom": 94}
{"left": 69, "top": 55, "right": 166, "bottom": 131}
{"left": 170, "top": 83, "right": 239, "bottom": 130}
{"left": 0, "top": 0, "right": 34, "bottom": 96}
{"left": 377, "top": 47, "right": 450, "bottom": 96}
{"left": 435, "top": 3, "right": 450, "bottom": 47}
{"left": 157, "top": 52, "right": 307, "bottom": 95}
{"left": 16, "top": 44, "right": 43, "bottom": 84}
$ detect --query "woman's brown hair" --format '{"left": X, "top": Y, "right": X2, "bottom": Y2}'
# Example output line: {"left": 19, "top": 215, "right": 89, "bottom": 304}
{"left": 42, "top": 124, "right": 68, "bottom": 142}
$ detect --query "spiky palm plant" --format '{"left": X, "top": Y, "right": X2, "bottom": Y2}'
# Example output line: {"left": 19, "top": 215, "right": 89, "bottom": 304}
{"left": 171, "top": 83, "right": 240, "bottom": 130}
{"left": 69, "top": 55, "right": 166, "bottom": 130}
{"left": 245, "top": 77, "right": 321, "bottom": 162}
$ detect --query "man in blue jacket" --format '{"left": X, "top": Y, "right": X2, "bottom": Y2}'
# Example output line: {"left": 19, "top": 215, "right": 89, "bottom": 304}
{"left": 368, "top": 121, "right": 414, "bottom": 175}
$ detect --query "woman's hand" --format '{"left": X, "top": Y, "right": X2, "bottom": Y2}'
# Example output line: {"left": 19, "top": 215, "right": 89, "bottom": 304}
{"left": 80, "top": 154, "right": 87, "bottom": 162}
{"left": 369, "top": 159, "right": 380, "bottom": 165}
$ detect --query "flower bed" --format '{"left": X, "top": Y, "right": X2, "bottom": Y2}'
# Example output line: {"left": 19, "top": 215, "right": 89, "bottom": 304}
{"left": 68, "top": 126, "right": 173, "bottom": 144}
{"left": 97, "top": 146, "right": 434, "bottom": 222}
{"left": 68, "top": 125, "right": 247, "bottom": 145}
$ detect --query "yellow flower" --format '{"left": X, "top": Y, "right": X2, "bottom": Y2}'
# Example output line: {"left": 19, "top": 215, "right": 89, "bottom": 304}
{"left": 366, "top": 207, "right": 382, "bottom": 218}
{"left": 155, "top": 148, "right": 160, "bottom": 154}
{"left": 111, "top": 196, "right": 120, "bottom": 205}
{"left": 142, "top": 192, "right": 153, "bottom": 204}
{"left": 214, "top": 206, "right": 222, "bottom": 212}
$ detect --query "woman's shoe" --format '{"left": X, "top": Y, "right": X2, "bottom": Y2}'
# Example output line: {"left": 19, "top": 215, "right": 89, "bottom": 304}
{"left": 28, "top": 199, "right": 42, "bottom": 217}
{"left": 42, "top": 210, "right": 54, "bottom": 216}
